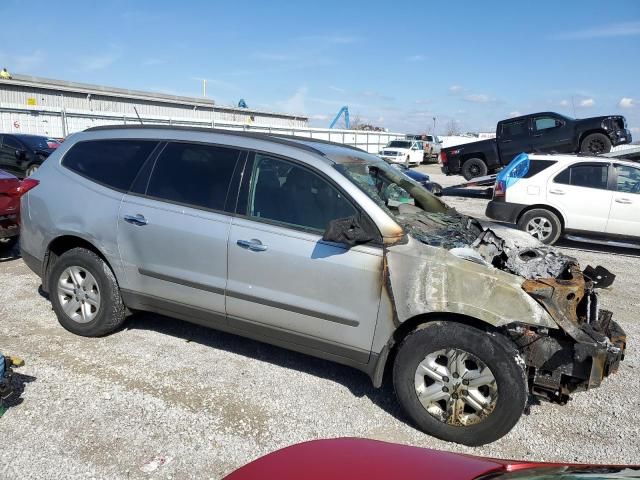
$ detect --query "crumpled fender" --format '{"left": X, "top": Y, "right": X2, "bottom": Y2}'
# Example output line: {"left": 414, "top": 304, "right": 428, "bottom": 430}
{"left": 385, "top": 236, "right": 558, "bottom": 329}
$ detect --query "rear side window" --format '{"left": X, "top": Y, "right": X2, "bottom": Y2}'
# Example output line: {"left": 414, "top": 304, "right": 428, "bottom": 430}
{"left": 554, "top": 164, "right": 609, "bottom": 189}
{"left": 501, "top": 120, "right": 528, "bottom": 138}
{"left": 523, "top": 159, "right": 556, "bottom": 178}
{"left": 62, "top": 140, "right": 158, "bottom": 191}
{"left": 146, "top": 142, "right": 241, "bottom": 212}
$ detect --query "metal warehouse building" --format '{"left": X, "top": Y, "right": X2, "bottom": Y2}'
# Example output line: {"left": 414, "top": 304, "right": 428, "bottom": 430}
{"left": 0, "top": 74, "right": 308, "bottom": 138}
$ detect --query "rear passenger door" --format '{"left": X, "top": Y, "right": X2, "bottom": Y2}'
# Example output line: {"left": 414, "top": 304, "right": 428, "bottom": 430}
{"left": 606, "top": 164, "right": 640, "bottom": 238}
{"left": 498, "top": 118, "right": 531, "bottom": 163}
{"left": 117, "top": 141, "right": 244, "bottom": 316}
{"left": 547, "top": 162, "right": 613, "bottom": 232}
{"left": 226, "top": 153, "right": 383, "bottom": 361}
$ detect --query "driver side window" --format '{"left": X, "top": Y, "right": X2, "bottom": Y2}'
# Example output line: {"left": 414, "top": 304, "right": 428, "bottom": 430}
{"left": 3, "top": 136, "right": 21, "bottom": 149}
{"left": 534, "top": 117, "right": 561, "bottom": 131}
{"left": 248, "top": 154, "right": 358, "bottom": 232}
{"left": 616, "top": 165, "right": 640, "bottom": 194}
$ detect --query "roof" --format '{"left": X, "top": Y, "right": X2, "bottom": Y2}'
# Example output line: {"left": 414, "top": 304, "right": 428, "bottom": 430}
{"left": 82, "top": 124, "right": 371, "bottom": 162}
{"left": 1, "top": 74, "right": 308, "bottom": 120}
{"left": 528, "top": 152, "right": 639, "bottom": 167}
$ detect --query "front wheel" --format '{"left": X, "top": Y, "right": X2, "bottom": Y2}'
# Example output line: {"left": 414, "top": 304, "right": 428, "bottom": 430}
{"left": 393, "top": 322, "right": 527, "bottom": 446}
{"left": 580, "top": 133, "right": 611, "bottom": 155}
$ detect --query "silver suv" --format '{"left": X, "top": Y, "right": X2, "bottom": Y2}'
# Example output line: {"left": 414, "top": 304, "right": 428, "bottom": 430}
{"left": 20, "top": 126, "right": 625, "bottom": 446}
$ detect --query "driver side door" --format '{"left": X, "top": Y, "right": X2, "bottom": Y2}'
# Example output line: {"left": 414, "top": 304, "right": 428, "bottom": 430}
{"left": 226, "top": 153, "right": 384, "bottom": 361}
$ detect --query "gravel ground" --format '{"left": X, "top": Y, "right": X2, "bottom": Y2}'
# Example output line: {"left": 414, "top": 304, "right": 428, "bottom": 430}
{"left": 1, "top": 164, "right": 638, "bottom": 478}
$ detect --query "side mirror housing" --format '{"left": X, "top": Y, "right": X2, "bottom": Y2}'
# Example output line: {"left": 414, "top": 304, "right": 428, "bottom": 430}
{"left": 322, "top": 213, "right": 377, "bottom": 247}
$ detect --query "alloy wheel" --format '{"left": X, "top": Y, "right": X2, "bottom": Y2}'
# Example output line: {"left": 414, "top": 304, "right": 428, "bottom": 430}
{"left": 414, "top": 348, "right": 498, "bottom": 426}
{"left": 525, "top": 217, "right": 552, "bottom": 241}
{"left": 57, "top": 266, "right": 101, "bottom": 323}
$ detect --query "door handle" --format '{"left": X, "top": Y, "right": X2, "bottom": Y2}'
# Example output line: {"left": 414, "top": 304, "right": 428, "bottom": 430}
{"left": 123, "top": 214, "right": 148, "bottom": 226}
{"left": 549, "top": 189, "right": 565, "bottom": 195}
{"left": 237, "top": 239, "right": 268, "bottom": 252}
{"left": 615, "top": 198, "right": 632, "bottom": 204}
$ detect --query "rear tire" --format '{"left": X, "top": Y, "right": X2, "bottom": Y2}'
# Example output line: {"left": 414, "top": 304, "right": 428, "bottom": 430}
{"left": 393, "top": 322, "right": 527, "bottom": 446}
{"left": 517, "top": 208, "right": 562, "bottom": 245}
{"left": 49, "top": 247, "right": 127, "bottom": 336}
{"left": 580, "top": 133, "right": 611, "bottom": 155}
{"left": 461, "top": 158, "right": 488, "bottom": 180}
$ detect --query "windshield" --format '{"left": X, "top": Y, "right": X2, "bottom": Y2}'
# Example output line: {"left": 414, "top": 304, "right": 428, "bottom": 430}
{"left": 387, "top": 140, "right": 412, "bottom": 149}
{"left": 18, "top": 135, "right": 50, "bottom": 150}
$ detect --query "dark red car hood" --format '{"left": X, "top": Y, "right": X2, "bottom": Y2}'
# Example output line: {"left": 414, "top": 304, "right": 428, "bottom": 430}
{"left": 221, "top": 438, "right": 551, "bottom": 480}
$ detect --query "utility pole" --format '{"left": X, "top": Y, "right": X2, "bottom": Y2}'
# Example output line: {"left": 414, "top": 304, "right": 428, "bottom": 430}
{"left": 203, "top": 79, "right": 207, "bottom": 98}
{"left": 571, "top": 96, "right": 576, "bottom": 118}
{"left": 432, "top": 117, "right": 436, "bottom": 134}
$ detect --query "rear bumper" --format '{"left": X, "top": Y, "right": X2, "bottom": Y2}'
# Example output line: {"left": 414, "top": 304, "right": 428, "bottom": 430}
{"left": 485, "top": 200, "right": 527, "bottom": 224}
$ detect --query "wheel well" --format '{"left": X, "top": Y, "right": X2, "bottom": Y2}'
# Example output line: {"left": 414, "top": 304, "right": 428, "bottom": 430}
{"left": 516, "top": 204, "right": 565, "bottom": 229}
{"left": 42, "top": 235, "right": 110, "bottom": 292}
{"left": 579, "top": 129, "right": 608, "bottom": 145}
{"left": 461, "top": 153, "right": 486, "bottom": 164}
{"left": 377, "top": 312, "right": 498, "bottom": 387}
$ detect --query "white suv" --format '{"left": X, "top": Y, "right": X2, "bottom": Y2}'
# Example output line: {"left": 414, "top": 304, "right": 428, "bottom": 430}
{"left": 378, "top": 140, "right": 423, "bottom": 165}
{"left": 486, "top": 153, "right": 640, "bottom": 245}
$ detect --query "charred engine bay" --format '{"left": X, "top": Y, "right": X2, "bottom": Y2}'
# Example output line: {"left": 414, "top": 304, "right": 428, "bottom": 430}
{"left": 394, "top": 208, "right": 577, "bottom": 280}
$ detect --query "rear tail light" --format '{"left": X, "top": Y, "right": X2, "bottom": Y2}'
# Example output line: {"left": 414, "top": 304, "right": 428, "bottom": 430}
{"left": 440, "top": 151, "right": 447, "bottom": 165}
{"left": 494, "top": 180, "right": 506, "bottom": 198}
{"left": 15, "top": 178, "right": 40, "bottom": 197}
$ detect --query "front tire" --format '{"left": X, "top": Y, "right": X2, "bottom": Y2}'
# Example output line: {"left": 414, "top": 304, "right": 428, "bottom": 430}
{"left": 393, "top": 322, "right": 527, "bottom": 446}
{"left": 580, "top": 133, "right": 611, "bottom": 155}
{"left": 49, "top": 247, "right": 126, "bottom": 337}
{"left": 517, "top": 208, "right": 562, "bottom": 245}
{"left": 461, "top": 158, "right": 488, "bottom": 180}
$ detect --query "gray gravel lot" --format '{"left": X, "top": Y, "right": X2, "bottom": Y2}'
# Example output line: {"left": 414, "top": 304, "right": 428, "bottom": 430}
{"left": 1, "top": 164, "right": 638, "bottom": 478}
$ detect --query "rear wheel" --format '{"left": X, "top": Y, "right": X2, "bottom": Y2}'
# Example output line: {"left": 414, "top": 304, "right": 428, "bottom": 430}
{"left": 517, "top": 208, "right": 562, "bottom": 245}
{"left": 49, "top": 247, "right": 127, "bottom": 336}
{"left": 580, "top": 133, "right": 611, "bottom": 155}
{"left": 393, "top": 322, "right": 527, "bottom": 446}
{"left": 461, "top": 158, "right": 488, "bottom": 180}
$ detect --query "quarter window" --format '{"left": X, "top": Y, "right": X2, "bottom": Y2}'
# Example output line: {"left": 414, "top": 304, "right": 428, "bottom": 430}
{"left": 62, "top": 139, "right": 158, "bottom": 191}
{"left": 554, "top": 164, "right": 609, "bottom": 190}
{"left": 615, "top": 165, "right": 640, "bottom": 194}
{"left": 3, "top": 136, "right": 21, "bottom": 149}
{"left": 146, "top": 142, "right": 241, "bottom": 211}
{"left": 247, "top": 154, "right": 357, "bottom": 232}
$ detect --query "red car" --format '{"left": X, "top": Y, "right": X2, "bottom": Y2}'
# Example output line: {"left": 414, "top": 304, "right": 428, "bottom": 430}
{"left": 223, "top": 438, "right": 639, "bottom": 480}
{"left": 0, "top": 170, "right": 38, "bottom": 251}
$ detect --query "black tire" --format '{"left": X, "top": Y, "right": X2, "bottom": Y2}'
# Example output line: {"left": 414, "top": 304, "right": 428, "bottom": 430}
{"left": 580, "top": 133, "right": 611, "bottom": 155}
{"left": 393, "top": 321, "right": 527, "bottom": 446}
{"left": 49, "top": 247, "right": 126, "bottom": 336}
{"left": 461, "top": 158, "right": 488, "bottom": 180}
{"left": 0, "top": 236, "right": 19, "bottom": 251}
{"left": 517, "top": 208, "right": 562, "bottom": 245}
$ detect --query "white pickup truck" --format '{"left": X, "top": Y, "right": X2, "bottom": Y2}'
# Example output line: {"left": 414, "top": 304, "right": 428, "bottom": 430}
{"left": 378, "top": 139, "right": 424, "bottom": 165}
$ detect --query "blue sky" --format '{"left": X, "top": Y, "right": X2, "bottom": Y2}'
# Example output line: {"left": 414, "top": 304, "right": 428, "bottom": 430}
{"left": 1, "top": 0, "right": 639, "bottom": 135}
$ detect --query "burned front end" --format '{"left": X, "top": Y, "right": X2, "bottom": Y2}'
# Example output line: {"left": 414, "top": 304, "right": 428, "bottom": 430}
{"left": 504, "top": 262, "right": 626, "bottom": 403}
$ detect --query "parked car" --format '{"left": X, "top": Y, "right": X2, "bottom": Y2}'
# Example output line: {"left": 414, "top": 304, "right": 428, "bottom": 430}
{"left": 0, "top": 133, "right": 55, "bottom": 177}
{"left": 378, "top": 139, "right": 423, "bottom": 165}
{"left": 407, "top": 134, "right": 442, "bottom": 162}
{"left": 440, "top": 112, "right": 632, "bottom": 180}
{"left": 46, "top": 138, "right": 62, "bottom": 149}
{"left": 486, "top": 153, "right": 640, "bottom": 246}
{"left": 223, "top": 438, "right": 640, "bottom": 480}
{"left": 389, "top": 162, "right": 443, "bottom": 195}
{"left": 21, "top": 126, "right": 625, "bottom": 446}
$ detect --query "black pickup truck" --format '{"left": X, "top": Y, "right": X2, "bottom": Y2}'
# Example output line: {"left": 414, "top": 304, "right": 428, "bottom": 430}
{"left": 440, "top": 112, "right": 632, "bottom": 179}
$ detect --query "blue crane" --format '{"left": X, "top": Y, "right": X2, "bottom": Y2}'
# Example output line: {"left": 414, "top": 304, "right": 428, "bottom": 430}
{"left": 329, "top": 106, "right": 350, "bottom": 129}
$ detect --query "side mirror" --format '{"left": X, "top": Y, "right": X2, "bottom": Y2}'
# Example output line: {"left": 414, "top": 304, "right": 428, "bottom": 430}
{"left": 322, "top": 214, "right": 376, "bottom": 247}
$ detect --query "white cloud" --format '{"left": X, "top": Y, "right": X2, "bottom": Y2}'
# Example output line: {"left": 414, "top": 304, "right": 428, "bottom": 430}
{"left": 0, "top": 49, "right": 45, "bottom": 73}
{"left": 310, "top": 114, "right": 329, "bottom": 121}
{"left": 509, "top": 111, "right": 522, "bottom": 118}
{"left": 328, "top": 85, "right": 346, "bottom": 94}
{"left": 406, "top": 55, "right": 425, "bottom": 62}
{"left": 553, "top": 21, "right": 640, "bottom": 39}
{"left": 278, "top": 86, "right": 307, "bottom": 114}
{"left": 578, "top": 98, "right": 595, "bottom": 108}
{"left": 448, "top": 85, "right": 464, "bottom": 94}
{"left": 464, "top": 94, "right": 495, "bottom": 103}
{"left": 559, "top": 99, "right": 570, "bottom": 107}
{"left": 618, "top": 97, "right": 636, "bottom": 109}
{"left": 81, "top": 54, "right": 119, "bottom": 71}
